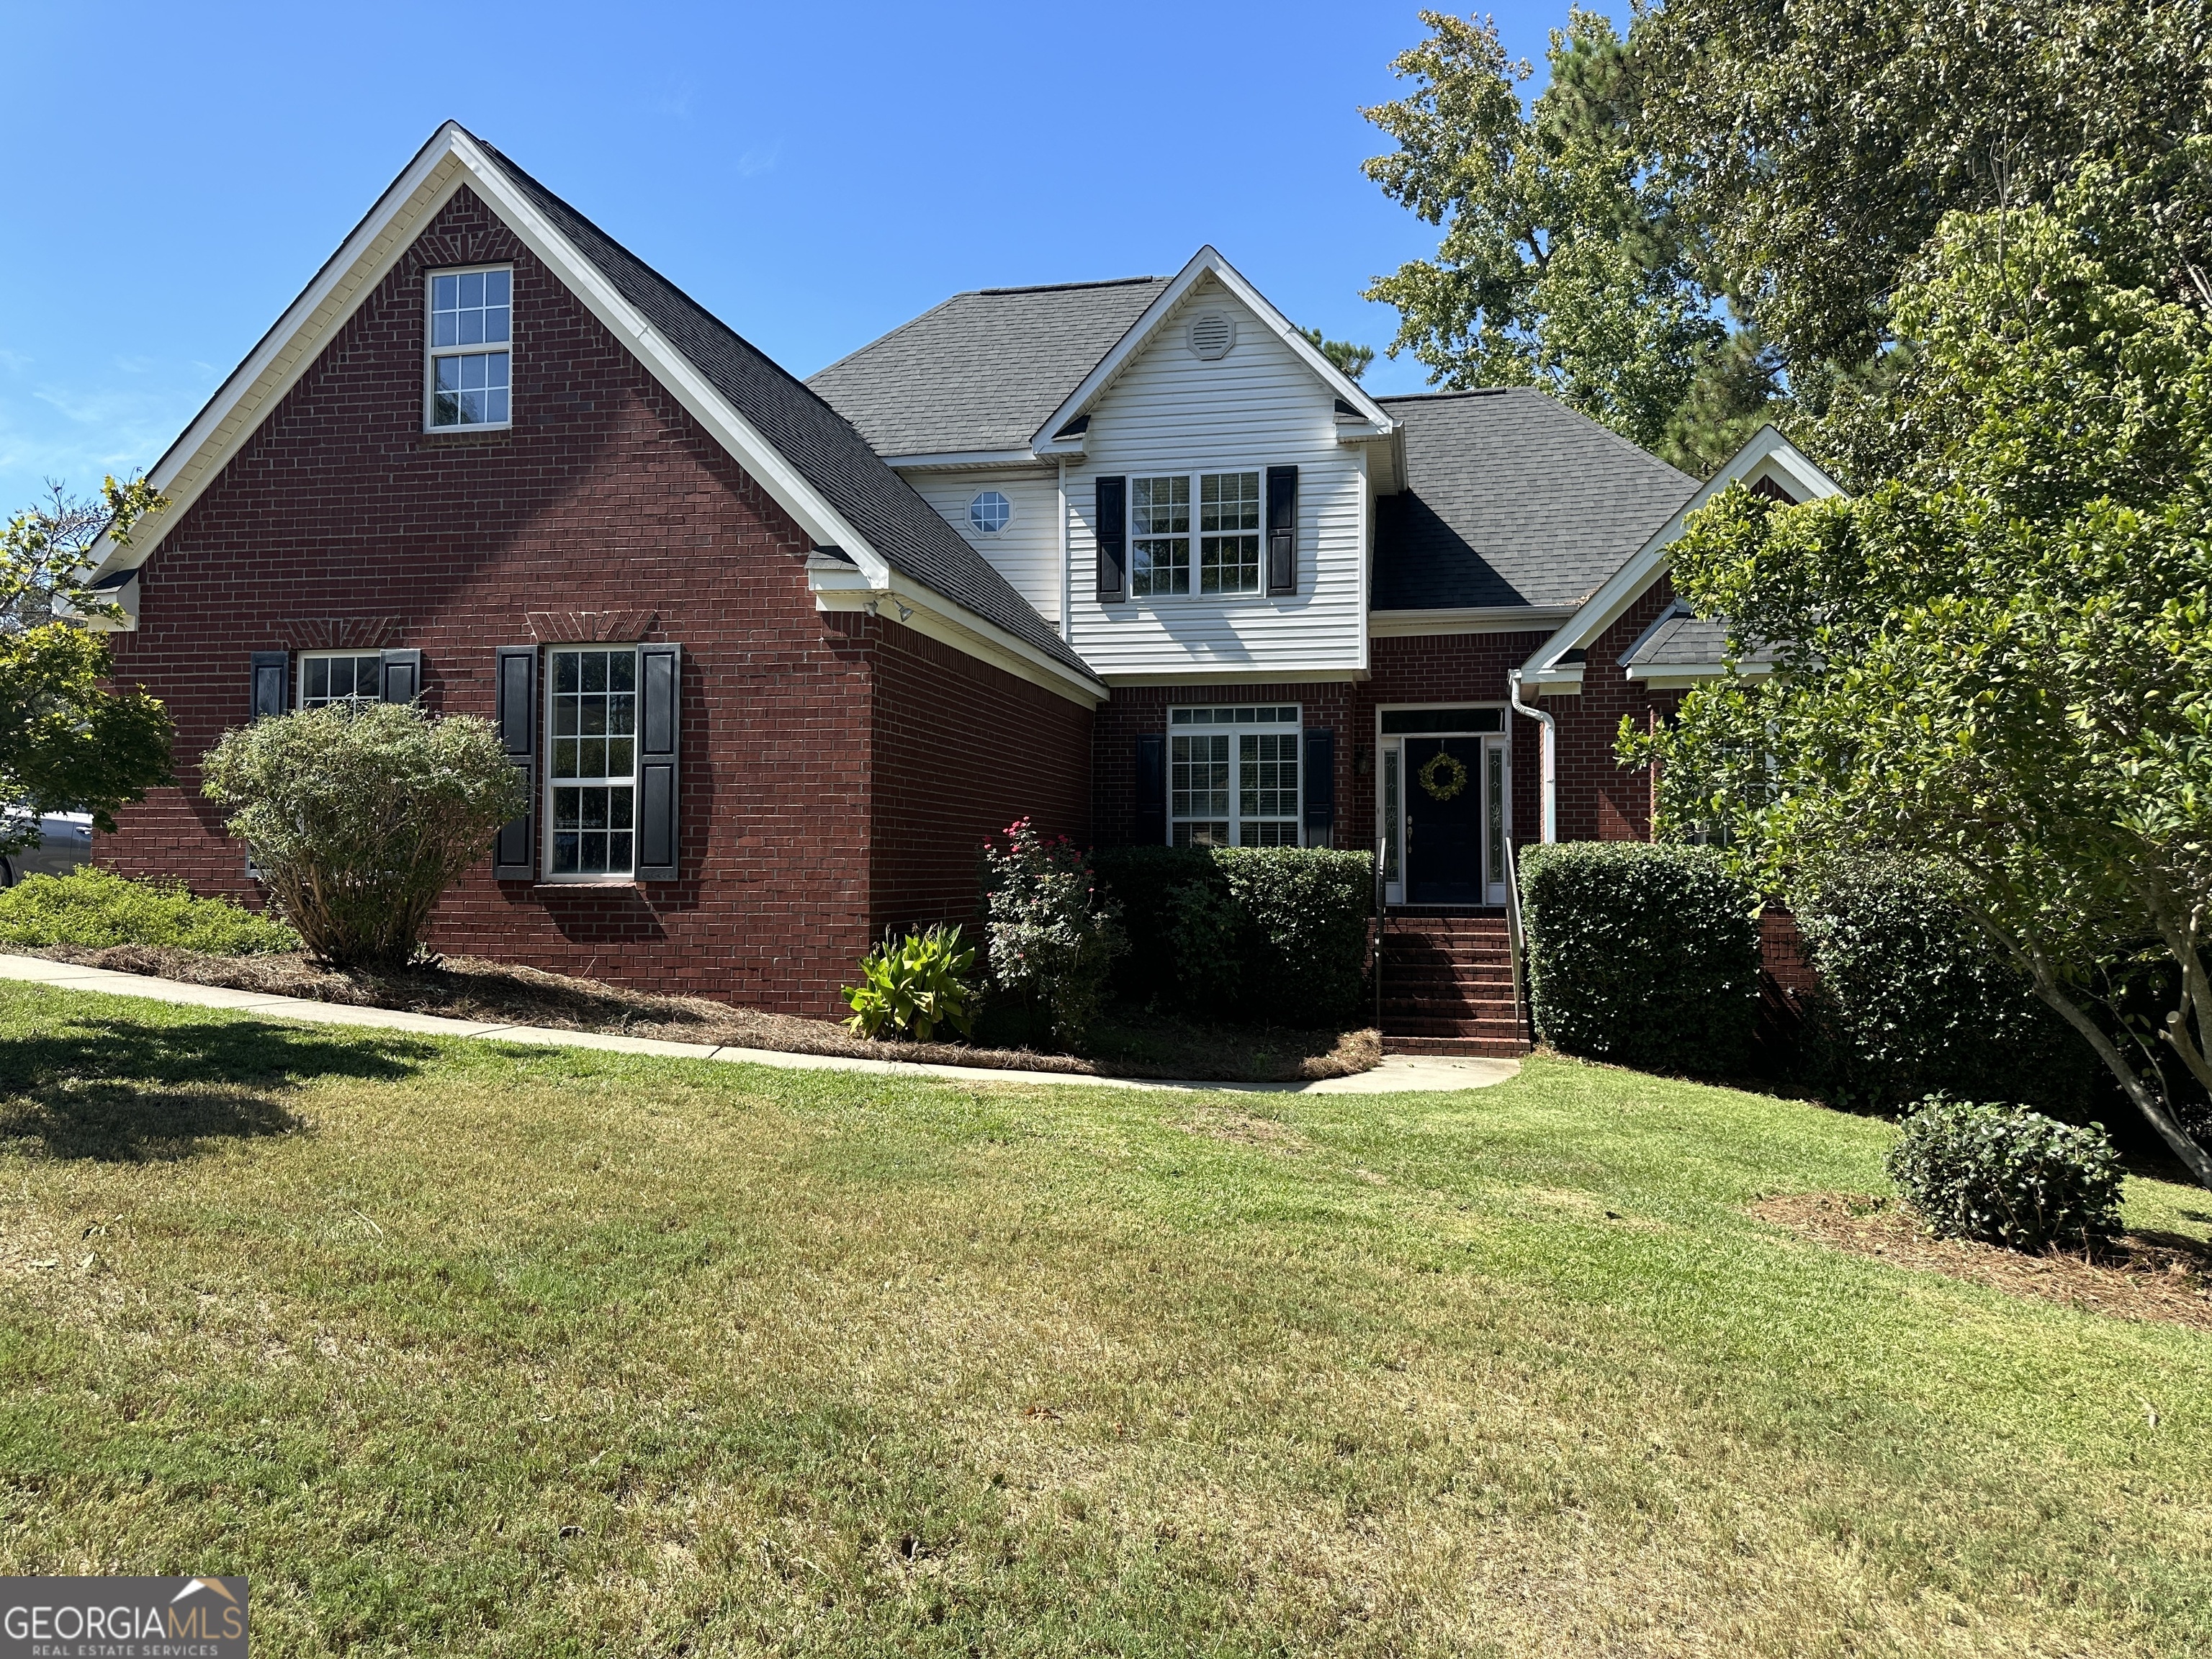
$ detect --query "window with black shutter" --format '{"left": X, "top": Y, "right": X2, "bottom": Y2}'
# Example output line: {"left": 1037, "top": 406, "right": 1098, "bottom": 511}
{"left": 1135, "top": 732, "right": 1165, "bottom": 844}
{"left": 1095, "top": 475, "right": 1128, "bottom": 603}
{"left": 493, "top": 645, "right": 536, "bottom": 881}
{"left": 635, "top": 643, "right": 681, "bottom": 882}
{"left": 1266, "top": 465, "right": 1298, "bottom": 595}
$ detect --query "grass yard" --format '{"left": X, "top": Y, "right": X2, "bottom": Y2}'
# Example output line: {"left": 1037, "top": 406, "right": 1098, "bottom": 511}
{"left": 0, "top": 982, "right": 2208, "bottom": 1656}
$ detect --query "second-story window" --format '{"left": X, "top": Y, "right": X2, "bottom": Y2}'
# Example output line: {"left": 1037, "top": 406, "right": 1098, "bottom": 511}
{"left": 427, "top": 266, "right": 512, "bottom": 429}
{"left": 1127, "top": 470, "right": 1263, "bottom": 600}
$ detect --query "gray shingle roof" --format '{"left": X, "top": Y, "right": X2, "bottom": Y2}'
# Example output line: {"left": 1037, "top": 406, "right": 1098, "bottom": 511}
{"left": 1621, "top": 610, "right": 1778, "bottom": 669}
{"left": 1372, "top": 389, "right": 1697, "bottom": 612}
{"left": 469, "top": 135, "right": 1094, "bottom": 680}
{"left": 806, "top": 278, "right": 1170, "bottom": 457}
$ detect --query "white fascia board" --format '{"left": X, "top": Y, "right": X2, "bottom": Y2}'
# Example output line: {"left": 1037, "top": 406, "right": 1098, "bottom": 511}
{"left": 87, "top": 130, "right": 472, "bottom": 580}
{"left": 809, "top": 565, "right": 1106, "bottom": 708}
{"left": 1627, "top": 661, "right": 1776, "bottom": 686}
{"left": 885, "top": 449, "right": 1056, "bottom": 472}
{"left": 1028, "top": 245, "right": 1395, "bottom": 454}
{"left": 1099, "top": 667, "right": 1364, "bottom": 689}
{"left": 88, "top": 122, "right": 897, "bottom": 597}
{"left": 1516, "top": 424, "right": 1845, "bottom": 678}
{"left": 1368, "top": 605, "right": 1576, "bottom": 638}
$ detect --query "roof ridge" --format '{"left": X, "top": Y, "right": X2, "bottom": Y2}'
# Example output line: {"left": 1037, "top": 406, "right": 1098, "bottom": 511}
{"left": 1372, "top": 387, "right": 1518, "bottom": 403}
{"left": 971, "top": 275, "right": 1166, "bottom": 296}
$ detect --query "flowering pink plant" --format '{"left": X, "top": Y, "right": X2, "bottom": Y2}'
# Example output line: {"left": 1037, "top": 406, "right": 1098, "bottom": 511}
{"left": 983, "top": 817, "right": 1125, "bottom": 1046}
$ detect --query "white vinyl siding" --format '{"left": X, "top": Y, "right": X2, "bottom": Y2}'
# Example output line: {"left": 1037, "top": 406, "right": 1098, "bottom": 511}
{"left": 903, "top": 467, "right": 1066, "bottom": 626}
{"left": 1064, "top": 275, "right": 1368, "bottom": 679}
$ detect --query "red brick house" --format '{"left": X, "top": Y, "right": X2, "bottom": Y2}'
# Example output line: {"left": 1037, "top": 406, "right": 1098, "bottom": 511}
{"left": 84, "top": 124, "right": 1840, "bottom": 1035}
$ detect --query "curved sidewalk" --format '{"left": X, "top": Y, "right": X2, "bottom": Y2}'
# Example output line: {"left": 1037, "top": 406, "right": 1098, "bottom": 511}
{"left": 0, "top": 953, "right": 1517, "bottom": 1095}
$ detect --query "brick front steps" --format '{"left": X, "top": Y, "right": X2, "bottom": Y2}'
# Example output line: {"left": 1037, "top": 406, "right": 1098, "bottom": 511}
{"left": 1377, "top": 909, "right": 1530, "bottom": 1058}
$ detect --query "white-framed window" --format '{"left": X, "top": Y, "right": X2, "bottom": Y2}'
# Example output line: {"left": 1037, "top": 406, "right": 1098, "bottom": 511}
{"left": 969, "top": 490, "right": 1012, "bottom": 534}
{"left": 546, "top": 644, "right": 638, "bottom": 879}
{"left": 1167, "top": 703, "right": 1300, "bottom": 847}
{"left": 426, "top": 265, "right": 512, "bottom": 429}
{"left": 299, "top": 651, "right": 385, "bottom": 709}
{"left": 1128, "top": 471, "right": 1262, "bottom": 598}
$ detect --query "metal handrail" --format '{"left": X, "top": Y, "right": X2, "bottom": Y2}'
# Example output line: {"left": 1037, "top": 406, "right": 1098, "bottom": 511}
{"left": 1503, "top": 836, "right": 1529, "bottom": 1041}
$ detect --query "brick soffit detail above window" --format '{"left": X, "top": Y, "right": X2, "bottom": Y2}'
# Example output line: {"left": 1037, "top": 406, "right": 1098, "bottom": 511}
{"left": 526, "top": 609, "right": 659, "bottom": 643}
{"left": 278, "top": 617, "right": 407, "bottom": 650}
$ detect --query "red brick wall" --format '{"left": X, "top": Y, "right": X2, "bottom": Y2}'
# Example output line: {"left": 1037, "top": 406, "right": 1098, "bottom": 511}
{"left": 1546, "top": 577, "right": 1683, "bottom": 842}
{"left": 95, "top": 184, "right": 1082, "bottom": 1016}
{"left": 868, "top": 621, "right": 1092, "bottom": 935}
{"left": 1355, "top": 632, "right": 1552, "bottom": 857}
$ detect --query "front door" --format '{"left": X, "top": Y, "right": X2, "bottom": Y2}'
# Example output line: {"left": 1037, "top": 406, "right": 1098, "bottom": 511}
{"left": 1404, "top": 736, "right": 1484, "bottom": 904}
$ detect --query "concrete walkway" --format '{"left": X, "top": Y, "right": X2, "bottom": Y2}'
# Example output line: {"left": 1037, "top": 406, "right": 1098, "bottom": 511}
{"left": 0, "top": 953, "right": 1518, "bottom": 1095}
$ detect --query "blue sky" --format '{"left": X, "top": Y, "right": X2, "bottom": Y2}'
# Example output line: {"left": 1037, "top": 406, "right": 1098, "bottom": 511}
{"left": 0, "top": 1, "right": 1586, "bottom": 508}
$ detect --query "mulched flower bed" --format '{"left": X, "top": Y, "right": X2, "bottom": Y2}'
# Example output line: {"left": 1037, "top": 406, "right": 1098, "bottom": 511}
{"left": 19, "top": 943, "right": 1378, "bottom": 1084}
{"left": 1753, "top": 1191, "right": 2212, "bottom": 1334}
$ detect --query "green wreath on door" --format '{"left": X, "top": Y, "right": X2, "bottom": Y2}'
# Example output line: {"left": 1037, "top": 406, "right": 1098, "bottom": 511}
{"left": 1418, "top": 750, "right": 1469, "bottom": 802}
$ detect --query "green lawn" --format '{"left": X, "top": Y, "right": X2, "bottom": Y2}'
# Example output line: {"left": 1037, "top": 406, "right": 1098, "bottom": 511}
{"left": 0, "top": 982, "right": 2208, "bottom": 1657}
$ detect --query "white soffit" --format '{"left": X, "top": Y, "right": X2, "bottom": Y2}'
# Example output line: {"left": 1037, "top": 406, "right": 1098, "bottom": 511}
{"left": 87, "top": 121, "right": 894, "bottom": 599}
{"left": 1029, "top": 245, "right": 1395, "bottom": 453}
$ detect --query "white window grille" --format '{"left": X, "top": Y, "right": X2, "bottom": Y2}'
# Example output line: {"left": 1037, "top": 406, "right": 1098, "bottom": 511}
{"left": 547, "top": 645, "right": 638, "bottom": 878}
{"left": 427, "top": 266, "right": 512, "bottom": 428}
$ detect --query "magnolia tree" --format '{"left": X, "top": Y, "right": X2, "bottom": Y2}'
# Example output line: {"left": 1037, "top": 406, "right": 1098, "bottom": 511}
{"left": 202, "top": 703, "right": 523, "bottom": 971}
{"left": 1628, "top": 158, "right": 2212, "bottom": 1185}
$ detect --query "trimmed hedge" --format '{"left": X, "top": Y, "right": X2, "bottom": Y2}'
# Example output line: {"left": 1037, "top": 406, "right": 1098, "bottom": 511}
{"left": 0, "top": 868, "right": 299, "bottom": 955}
{"left": 1790, "top": 855, "right": 2099, "bottom": 1117}
{"left": 1093, "top": 844, "right": 1372, "bottom": 1029}
{"left": 1519, "top": 842, "right": 1761, "bottom": 1076}
{"left": 1887, "top": 1097, "right": 2122, "bottom": 1251}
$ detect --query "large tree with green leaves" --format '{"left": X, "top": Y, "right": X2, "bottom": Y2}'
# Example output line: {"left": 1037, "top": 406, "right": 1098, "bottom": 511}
{"left": 0, "top": 478, "right": 174, "bottom": 850}
{"left": 1627, "top": 163, "right": 2212, "bottom": 1184}
{"left": 1361, "top": 9, "right": 1768, "bottom": 463}
{"left": 1633, "top": 0, "right": 2212, "bottom": 402}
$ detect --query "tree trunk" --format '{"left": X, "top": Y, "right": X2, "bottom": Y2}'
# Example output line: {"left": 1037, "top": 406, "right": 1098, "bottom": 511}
{"left": 2023, "top": 961, "right": 2212, "bottom": 1190}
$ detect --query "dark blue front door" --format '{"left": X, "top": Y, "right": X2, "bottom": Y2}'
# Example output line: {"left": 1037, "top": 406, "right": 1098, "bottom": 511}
{"left": 1404, "top": 737, "right": 1484, "bottom": 904}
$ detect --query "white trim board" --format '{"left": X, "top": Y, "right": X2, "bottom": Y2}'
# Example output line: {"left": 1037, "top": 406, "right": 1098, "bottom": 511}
{"left": 1368, "top": 605, "right": 1574, "bottom": 639}
{"left": 1030, "top": 246, "right": 1395, "bottom": 457}
{"left": 1517, "top": 425, "right": 1844, "bottom": 678}
{"left": 86, "top": 123, "right": 1107, "bottom": 704}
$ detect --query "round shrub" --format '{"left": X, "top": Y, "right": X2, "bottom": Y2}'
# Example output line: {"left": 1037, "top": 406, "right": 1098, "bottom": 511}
{"left": 1791, "top": 855, "right": 2098, "bottom": 1116}
{"left": 1885, "top": 1097, "right": 2123, "bottom": 1252}
{"left": 1519, "top": 842, "right": 1761, "bottom": 1075}
{"left": 201, "top": 703, "right": 523, "bottom": 971}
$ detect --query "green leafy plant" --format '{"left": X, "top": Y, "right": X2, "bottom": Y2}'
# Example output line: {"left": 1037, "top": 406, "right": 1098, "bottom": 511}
{"left": 201, "top": 703, "right": 524, "bottom": 971}
{"left": 1790, "top": 855, "right": 2098, "bottom": 1116}
{"left": 842, "top": 924, "right": 977, "bottom": 1043}
{"left": 1519, "top": 842, "right": 1761, "bottom": 1076}
{"left": 1886, "top": 1097, "right": 2124, "bottom": 1253}
{"left": 0, "top": 868, "right": 297, "bottom": 955}
{"left": 984, "top": 819, "right": 1125, "bottom": 1048}
{"left": 1092, "top": 845, "right": 1375, "bottom": 1028}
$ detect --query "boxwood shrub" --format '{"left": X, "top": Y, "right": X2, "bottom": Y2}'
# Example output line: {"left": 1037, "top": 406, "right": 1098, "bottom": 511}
{"left": 1093, "top": 844, "right": 1372, "bottom": 1029}
{"left": 1789, "top": 855, "right": 2098, "bottom": 1117}
{"left": 1519, "top": 842, "right": 1761, "bottom": 1076}
{"left": 1886, "top": 1097, "right": 2123, "bottom": 1251}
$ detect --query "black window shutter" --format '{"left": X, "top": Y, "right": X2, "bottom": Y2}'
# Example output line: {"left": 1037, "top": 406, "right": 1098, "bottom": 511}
{"left": 493, "top": 645, "right": 537, "bottom": 881}
{"left": 1095, "top": 475, "right": 1128, "bottom": 603}
{"left": 1135, "top": 732, "right": 1166, "bottom": 845}
{"left": 1303, "top": 727, "right": 1334, "bottom": 841}
{"left": 1266, "top": 465, "right": 1299, "bottom": 595}
{"left": 379, "top": 648, "right": 423, "bottom": 705}
{"left": 636, "top": 643, "right": 682, "bottom": 882}
{"left": 251, "top": 650, "right": 288, "bottom": 719}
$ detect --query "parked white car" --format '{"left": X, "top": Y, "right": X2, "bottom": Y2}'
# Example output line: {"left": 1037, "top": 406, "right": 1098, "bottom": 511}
{"left": 0, "top": 812, "right": 92, "bottom": 886}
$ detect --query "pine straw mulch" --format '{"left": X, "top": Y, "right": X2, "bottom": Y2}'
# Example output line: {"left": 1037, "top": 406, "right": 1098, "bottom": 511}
{"left": 17, "top": 943, "right": 1379, "bottom": 1084}
{"left": 1753, "top": 1192, "right": 2212, "bottom": 1334}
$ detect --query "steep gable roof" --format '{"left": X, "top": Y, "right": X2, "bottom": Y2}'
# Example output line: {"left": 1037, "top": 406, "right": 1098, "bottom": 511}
{"left": 807, "top": 277, "right": 1169, "bottom": 459}
{"left": 469, "top": 138, "right": 1091, "bottom": 678}
{"left": 1372, "top": 389, "right": 1699, "bottom": 613}
{"left": 91, "top": 122, "right": 1095, "bottom": 688}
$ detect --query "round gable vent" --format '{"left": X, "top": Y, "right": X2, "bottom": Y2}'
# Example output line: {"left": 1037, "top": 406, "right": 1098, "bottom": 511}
{"left": 1187, "top": 311, "right": 1236, "bottom": 361}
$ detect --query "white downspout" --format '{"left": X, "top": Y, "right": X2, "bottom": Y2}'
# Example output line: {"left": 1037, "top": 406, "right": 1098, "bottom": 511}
{"left": 1508, "top": 667, "right": 1557, "bottom": 843}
